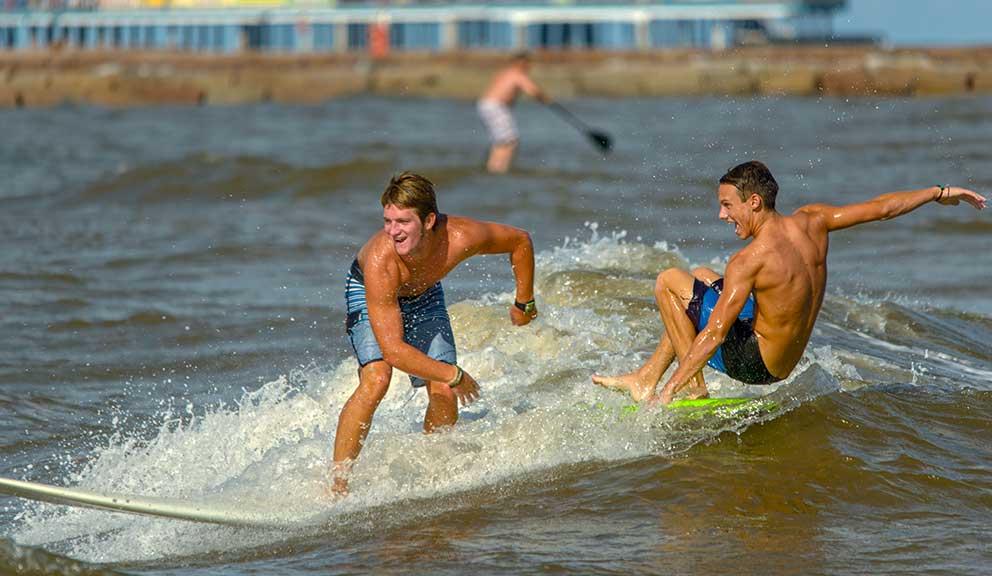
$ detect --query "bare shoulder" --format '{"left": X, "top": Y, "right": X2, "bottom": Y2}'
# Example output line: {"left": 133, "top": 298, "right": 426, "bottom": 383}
{"left": 444, "top": 214, "right": 482, "bottom": 239}
{"left": 793, "top": 204, "right": 827, "bottom": 224}
{"left": 507, "top": 67, "right": 526, "bottom": 81}
{"left": 447, "top": 214, "right": 528, "bottom": 257}
{"left": 361, "top": 230, "right": 390, "bottom": 258}
{"left": 439, "top": 214, "right": 485, "bottom": 256}
{"left": 792, "top": 204, "right": 816, "bottom": 218}
{"left": 448, "top": 214, "right": 512, "bottom": 236}
{"left": 727, "top": 243, "right": 764, "bottom": 276}
{"left": 791, "top": 205, "right": 830, "bottom": 235}
{"left": 361, "top": 234, "right": 402, "bottom": 282}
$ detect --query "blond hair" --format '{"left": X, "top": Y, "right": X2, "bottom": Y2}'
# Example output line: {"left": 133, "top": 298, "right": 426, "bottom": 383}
{"left": 380, "top": 171, "right": 439, "bottom": 222}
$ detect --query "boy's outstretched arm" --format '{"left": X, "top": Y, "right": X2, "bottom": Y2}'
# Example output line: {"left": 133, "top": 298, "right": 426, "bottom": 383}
{"left": 799, "top": 185, "right": 985, "bottom": 232}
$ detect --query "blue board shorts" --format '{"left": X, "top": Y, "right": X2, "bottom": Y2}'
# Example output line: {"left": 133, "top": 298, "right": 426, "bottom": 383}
{"left": 345, "top": 260, "right": 457, "bottom": 387}
{"left": 684, "top": 278, "right": 781, "bottom": 385}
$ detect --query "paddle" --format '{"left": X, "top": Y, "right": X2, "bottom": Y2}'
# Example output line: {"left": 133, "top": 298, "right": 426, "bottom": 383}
{"left": 545, "top": 101, "right": 612, "bottom": 153}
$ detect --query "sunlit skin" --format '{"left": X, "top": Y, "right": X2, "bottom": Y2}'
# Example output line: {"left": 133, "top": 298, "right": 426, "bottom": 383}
{"left": 331, "top": 203, "right": 537, "bottom": 498}
{"left": 480, "top": 57, "right": 548, "bottom": 174}
{"left": 481, "top": 59, "right": 545, "bottom": 106}
{"left": 593, "top": 181, "right": 985, "bottom": 405}
{"left": 383, "top": 204, "right": 430, "bottom": 258}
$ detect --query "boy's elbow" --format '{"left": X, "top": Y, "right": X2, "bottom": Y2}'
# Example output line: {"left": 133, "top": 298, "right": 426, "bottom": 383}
{"left": 512, "top": 230, "right": 533, "bottom": 254}
{"left": 877, "top": 205, "right": 898, "bottom": 221}
{"left": 521, "top": 230, "right": 533, "bottom": 248}
{"left": 874, "top": 198, "right": 906, "bottom": 221}
{"left": 380, "top": 346, "right": 403, "bottom": 367}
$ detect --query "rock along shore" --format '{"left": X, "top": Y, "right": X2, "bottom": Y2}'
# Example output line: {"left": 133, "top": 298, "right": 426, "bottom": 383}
{"left": 2, "top": 46, "right": 991, "bottom": 108}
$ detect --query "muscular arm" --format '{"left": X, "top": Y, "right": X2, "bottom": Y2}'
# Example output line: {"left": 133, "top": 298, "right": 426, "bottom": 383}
{"left": 516, "top": 72, "right": 548, "bottom": 103}
{"left": 800, "top": 186, "right": 985, "bottom": 232}
{"left": 655, "top": 256, "right": 758, "bottom": 404}
{"left": 365, "top": 265, "right": 460, "bottom": 384}
{"left": 367, "top": 218, "right": 537, "bottom": 382}
{"left": 461, "top": 219, "right": 536, "bottom": 306}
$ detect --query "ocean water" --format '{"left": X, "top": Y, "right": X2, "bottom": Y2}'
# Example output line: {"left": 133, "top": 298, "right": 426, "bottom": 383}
{"left": 0, "top": 94, "right": 990, "bottom": 575}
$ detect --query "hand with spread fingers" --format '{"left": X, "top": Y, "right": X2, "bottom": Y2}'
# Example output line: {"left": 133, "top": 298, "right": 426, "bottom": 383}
{"left": 448, "top": 368, "right": 480, "bottom": 407}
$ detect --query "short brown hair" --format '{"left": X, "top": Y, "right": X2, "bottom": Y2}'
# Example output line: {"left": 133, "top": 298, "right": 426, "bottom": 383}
{"left": 719, "top": 161, "right": 778, "bottom": 210}
{"left": 380, "top": 171, "right": 439, "bottom": 222}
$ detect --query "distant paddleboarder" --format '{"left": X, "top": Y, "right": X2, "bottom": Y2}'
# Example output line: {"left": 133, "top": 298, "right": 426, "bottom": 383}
{"left": 593, "top": 161, "right": 986, "bottom": 405}
{"left": 477, "top": 51, "right": 550, "bottom": 174}
{"left": 332, "top": 171, "right": 538, "bottom": 497}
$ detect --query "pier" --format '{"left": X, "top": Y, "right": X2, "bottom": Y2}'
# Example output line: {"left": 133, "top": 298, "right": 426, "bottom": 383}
{"left": 1, "top": 1, "right": 843, "bottom": 54}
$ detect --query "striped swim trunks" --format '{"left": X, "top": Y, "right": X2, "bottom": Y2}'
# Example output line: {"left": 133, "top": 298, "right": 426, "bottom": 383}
{"left": 344, "top": 259, "right": 457, "bottom": 387}
{"left": 477, "top": 99, "right": 518, "bottom": 145}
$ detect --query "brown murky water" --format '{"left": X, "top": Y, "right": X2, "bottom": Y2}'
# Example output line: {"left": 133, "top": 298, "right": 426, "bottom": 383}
{"left": 1, "top": 95, "right": 990, "bottom": 574}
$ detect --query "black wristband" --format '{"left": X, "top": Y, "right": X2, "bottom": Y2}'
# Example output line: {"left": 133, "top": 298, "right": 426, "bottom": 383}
{"left": 447, "top": 365, "right": 463, "bottom": 388}
{"left": 514, "top": 299, "right": 536, "bottom": 314}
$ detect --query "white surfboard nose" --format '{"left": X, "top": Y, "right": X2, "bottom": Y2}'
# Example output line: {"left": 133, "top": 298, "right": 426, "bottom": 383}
{"left": 0, "top": 476, "right": 283, "bottom": 528}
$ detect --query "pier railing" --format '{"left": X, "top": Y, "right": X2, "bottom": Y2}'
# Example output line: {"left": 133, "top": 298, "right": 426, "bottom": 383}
{"left": 0, "top": 1, "right": 842, "bottom": 53}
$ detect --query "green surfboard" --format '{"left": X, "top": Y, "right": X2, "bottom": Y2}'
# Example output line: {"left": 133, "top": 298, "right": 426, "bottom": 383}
{"left": 668, "top": 397, "right": 778, "bottom": 413}
{"left": 584, "top": 396, "right": 779, "bottom": 419}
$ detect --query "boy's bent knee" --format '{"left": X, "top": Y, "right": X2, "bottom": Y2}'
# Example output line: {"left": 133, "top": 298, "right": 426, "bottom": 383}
{"left": 357, "top": 363, "right": 392, "bottom": 401}
{"left": 691, "top": 267, "right": 720, "bottom": 284}
{"left": 656, "top": 268, "right": 696, "bottom": 303}
{"left": 657, "top": 267, "right": 687, "bottom": 290}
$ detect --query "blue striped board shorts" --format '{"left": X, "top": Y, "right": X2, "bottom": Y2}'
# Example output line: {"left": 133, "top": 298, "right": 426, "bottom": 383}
{"left": 344, "top": 260, "right": 457, "bottom": 387}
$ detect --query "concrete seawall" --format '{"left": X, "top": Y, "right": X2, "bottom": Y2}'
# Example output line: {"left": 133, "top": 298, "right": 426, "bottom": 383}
{"left": 2, "top": 46, "right": 991, "bottom": 108}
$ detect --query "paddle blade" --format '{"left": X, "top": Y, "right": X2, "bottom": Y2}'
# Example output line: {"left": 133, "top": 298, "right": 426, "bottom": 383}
{"left": 589, "top": 131, "right": 612, "bottom": 153}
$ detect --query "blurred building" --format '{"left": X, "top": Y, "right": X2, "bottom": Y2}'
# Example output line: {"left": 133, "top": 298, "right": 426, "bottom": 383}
{"left": 0, "top": 0, "right": 849, "bottom": 53}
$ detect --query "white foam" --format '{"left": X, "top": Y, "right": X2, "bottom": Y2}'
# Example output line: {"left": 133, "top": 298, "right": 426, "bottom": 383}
{"left": 12, "top": 227, "right": 845, "bottom": 563}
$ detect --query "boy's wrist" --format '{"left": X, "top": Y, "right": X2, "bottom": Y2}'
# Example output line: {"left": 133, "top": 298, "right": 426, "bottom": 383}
{"left": 447, "top": 365, "right": 464, "bottom": 388}
{"left": 514, "top": 298, "right": 536, "bottom": 314}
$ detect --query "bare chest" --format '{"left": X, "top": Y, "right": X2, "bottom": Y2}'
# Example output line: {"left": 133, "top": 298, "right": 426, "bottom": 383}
{"left": 394, "top": 254, "right": 456, "bottom": 297}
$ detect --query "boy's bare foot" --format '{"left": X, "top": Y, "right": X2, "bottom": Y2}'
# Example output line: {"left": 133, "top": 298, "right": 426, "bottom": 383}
{"left": 657, "top": 381, "right": 709, "bottom": 406}
{"left": 681, "top": 382, "right": 710, "bottom": 400}
{"left": 326, "top": 461, "right": 351, "bottom": 500}
{"left": 591, "top": 371, "right": 656, "bottom": 402}
{"left": 326, "top": 477, "right": 348, "bottom": 501}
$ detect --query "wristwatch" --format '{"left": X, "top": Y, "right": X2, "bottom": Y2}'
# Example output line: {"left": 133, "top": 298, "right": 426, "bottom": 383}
{"left": 514, "top": 299, "right": 536, "bottom": 314}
